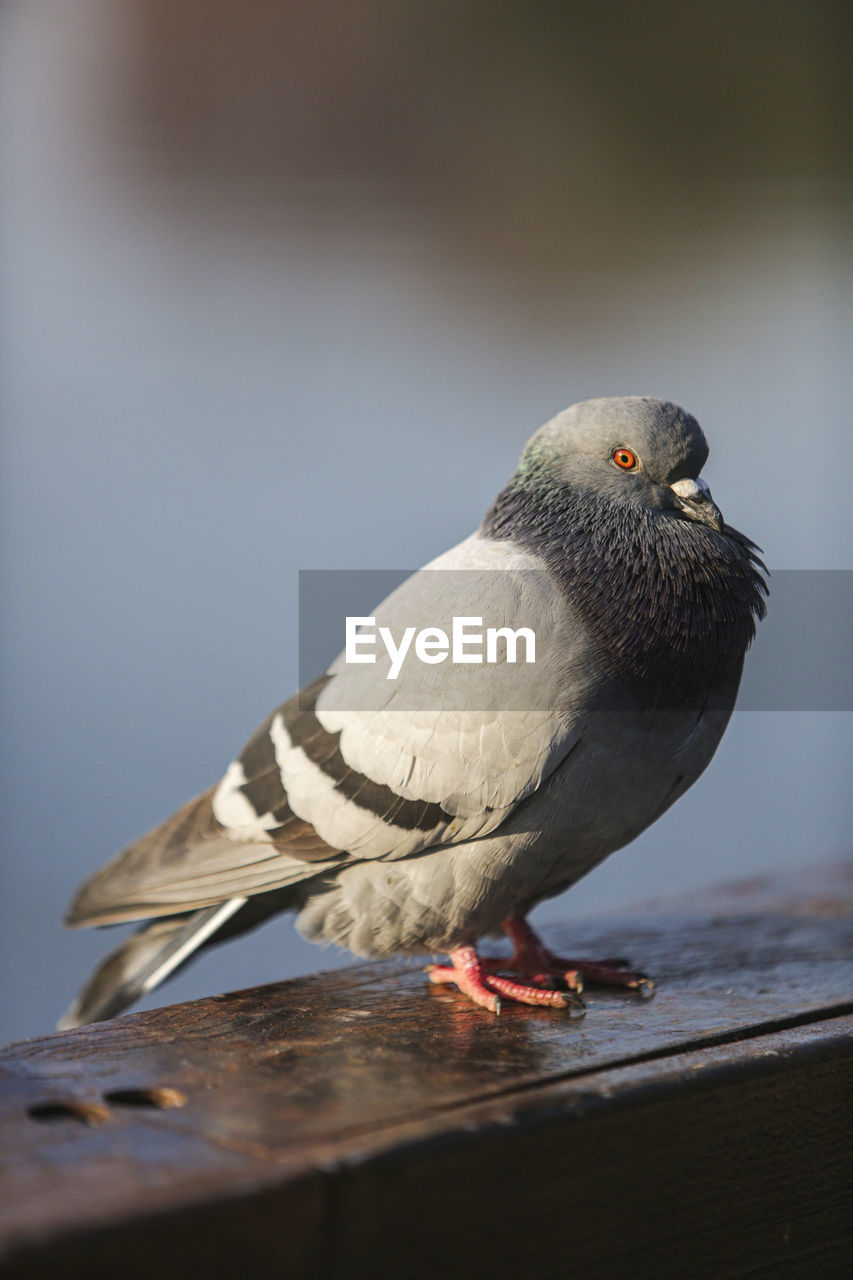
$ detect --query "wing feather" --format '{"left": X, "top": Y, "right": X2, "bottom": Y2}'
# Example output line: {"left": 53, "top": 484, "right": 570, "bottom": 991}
{"left": 66, "top": 534, "right": 589, "bottom": 926}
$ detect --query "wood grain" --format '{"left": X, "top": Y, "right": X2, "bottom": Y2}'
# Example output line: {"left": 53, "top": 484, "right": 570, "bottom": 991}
{"left": 1, "top": 863, "right": 851, "bottom": 1278}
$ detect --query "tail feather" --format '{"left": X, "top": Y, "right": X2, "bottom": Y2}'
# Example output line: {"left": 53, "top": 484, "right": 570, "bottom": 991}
{"left": 57, "top": 897, "right": 247, "bottom": 1029}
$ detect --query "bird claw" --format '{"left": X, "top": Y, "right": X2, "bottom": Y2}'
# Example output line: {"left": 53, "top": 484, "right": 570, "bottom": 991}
{"left": 536, "top": 956, "right": 655, "bottom": 997}
{"left": 426, "top": 948, "right": 585, "bottom": 1015}
{"left": 493, "top": 917, "right": 656, "bottom": 1000}
{"left": 425, "top": 919, "right": 654, "bottom": 1017}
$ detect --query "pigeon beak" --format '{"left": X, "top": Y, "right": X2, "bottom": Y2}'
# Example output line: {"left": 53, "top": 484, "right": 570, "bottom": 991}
{"left": 669, "top": 477, "right": 725, "bottom": 532}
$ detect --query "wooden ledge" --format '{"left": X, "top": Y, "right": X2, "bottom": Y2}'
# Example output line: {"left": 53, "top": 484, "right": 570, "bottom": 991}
{"left": 1, "top": 863, "right": 852, "bottom": 1278}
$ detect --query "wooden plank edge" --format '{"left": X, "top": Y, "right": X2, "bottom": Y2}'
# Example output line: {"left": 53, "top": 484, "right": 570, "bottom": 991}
{"left": 2, "top": 1011, "right": 850, "bottom": 1279}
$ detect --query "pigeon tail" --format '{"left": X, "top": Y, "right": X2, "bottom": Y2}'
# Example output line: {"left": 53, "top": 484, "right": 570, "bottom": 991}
{"left": 57, "top": 897, "right": 246, "bottom": 1029}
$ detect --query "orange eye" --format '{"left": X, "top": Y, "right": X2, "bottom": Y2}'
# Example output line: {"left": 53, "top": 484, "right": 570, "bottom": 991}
{"left": 613, "top": 448, "right": 638, "bottom": 470}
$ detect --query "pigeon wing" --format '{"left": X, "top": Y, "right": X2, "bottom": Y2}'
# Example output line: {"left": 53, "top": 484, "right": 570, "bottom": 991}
{"left": 66, "top": 535, "right": 587, "bottom": 926}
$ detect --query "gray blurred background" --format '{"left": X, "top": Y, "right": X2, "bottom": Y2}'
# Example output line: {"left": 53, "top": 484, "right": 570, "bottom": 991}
{"left": 2, "top": 0, "right": 851, "bottom": 1044}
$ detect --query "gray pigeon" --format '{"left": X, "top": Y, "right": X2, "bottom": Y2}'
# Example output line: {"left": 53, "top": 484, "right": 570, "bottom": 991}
{"left": 60, "top": 397, "right": 766, "bottom": 1025}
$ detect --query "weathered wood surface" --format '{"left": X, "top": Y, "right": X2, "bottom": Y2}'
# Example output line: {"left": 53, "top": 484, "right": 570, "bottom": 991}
{"left": 1, "top": 863, "right": 851, "bottom": 1279}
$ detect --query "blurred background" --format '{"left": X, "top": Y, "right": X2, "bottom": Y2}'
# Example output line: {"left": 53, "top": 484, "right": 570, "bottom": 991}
{"left": 2, "top": 0, "right": 851, "bottom": 1044}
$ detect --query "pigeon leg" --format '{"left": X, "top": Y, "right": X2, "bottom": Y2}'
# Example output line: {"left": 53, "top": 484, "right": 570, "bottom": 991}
{"left": 426, "top": 944, "right": 574, "bottom": 1014}
{"left": 480, "top": 915, "right": 654, "bottom": 996}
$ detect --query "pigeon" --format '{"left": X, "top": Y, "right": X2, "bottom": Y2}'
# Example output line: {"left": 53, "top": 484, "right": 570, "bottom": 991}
{"left": 60, "top": 396, "right": 766, "bottom": 1025}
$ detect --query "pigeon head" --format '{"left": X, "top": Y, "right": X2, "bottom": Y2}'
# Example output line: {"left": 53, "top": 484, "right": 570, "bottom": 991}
{"left": 482, "top": 396, "right": 767, "bottom": 691}
{"left": 520, "top": 396, "right": 723, "bottom": 531}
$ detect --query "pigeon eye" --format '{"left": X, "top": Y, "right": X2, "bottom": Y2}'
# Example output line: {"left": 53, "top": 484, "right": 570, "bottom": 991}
{"left": 613, "top": 448, "right": 638, "bottom": 470}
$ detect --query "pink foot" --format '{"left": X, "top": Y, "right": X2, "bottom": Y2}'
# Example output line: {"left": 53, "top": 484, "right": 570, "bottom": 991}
{"left": 426, "top": 945, "right": 578, "bottom": 1015}
{"left": 481, "top": 916, "right": 655, "bottom": 997}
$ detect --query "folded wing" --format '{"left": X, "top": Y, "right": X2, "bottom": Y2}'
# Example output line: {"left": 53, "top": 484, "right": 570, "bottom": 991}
{"left": 66, "top": 535, "right": 589, "bottom": 928}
